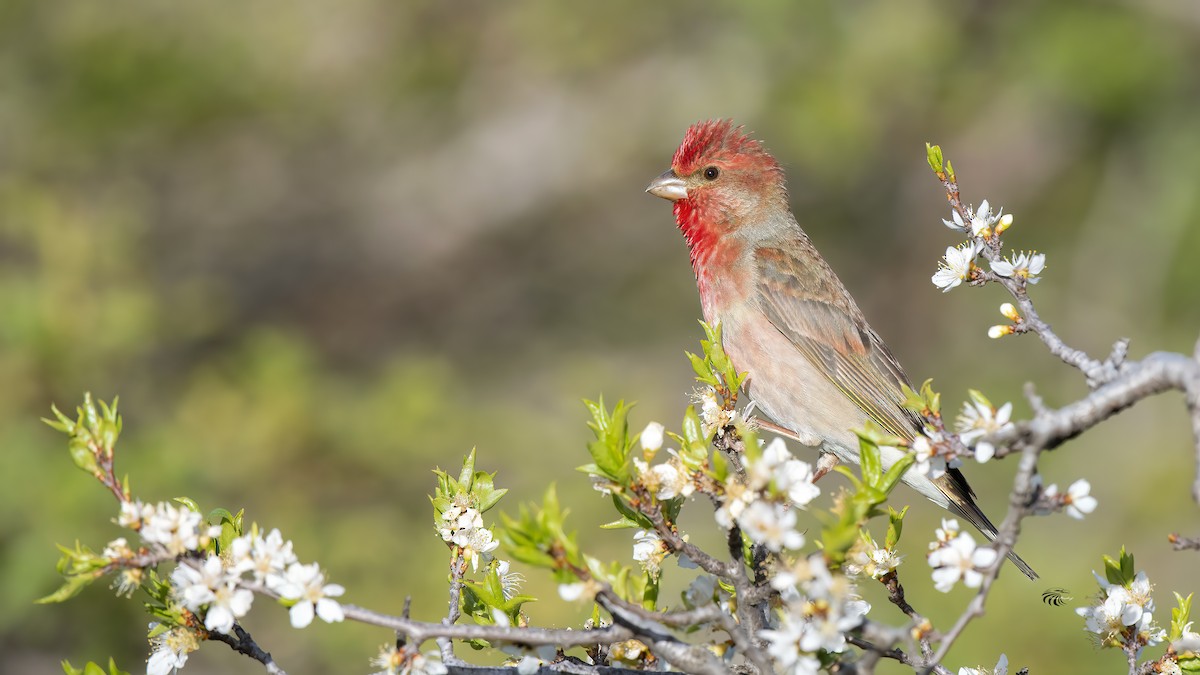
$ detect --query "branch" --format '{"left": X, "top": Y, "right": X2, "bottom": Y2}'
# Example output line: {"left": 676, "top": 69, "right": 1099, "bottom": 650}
{"left": 207, "top": 623, "right": 287, "bottom": 675}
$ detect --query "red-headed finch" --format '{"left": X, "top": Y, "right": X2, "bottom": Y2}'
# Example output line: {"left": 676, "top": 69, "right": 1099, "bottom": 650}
{"left": 647, "top": 120, "right": 1036, "bottom": 579}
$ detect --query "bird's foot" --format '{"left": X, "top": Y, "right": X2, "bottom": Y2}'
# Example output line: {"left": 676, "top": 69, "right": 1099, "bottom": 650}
{"left": 812, "top": 452, "right": 840, "bottom": 482}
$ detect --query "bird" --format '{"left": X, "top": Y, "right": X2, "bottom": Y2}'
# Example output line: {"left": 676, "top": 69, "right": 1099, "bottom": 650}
{"left": 646, "top": 119, "right": 1036, "bottom": 579}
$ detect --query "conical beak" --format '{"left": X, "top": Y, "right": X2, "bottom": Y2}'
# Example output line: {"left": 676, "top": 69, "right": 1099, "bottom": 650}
{"left": 645, "top": 169, "right": 688, "bottom": 202}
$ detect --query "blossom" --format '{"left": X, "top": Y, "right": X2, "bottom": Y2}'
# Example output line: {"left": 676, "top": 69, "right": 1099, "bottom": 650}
{"left": 639, "top": 421, "right": 665, "bottom": 454}
{"left": 959, "top": 653, "right": 1008, "bottom": 675}
{"left": 171, "top": 555, "right": 253, "bottom": 634}
{"left": 230, "top": 528, "right": 298, "bottom": 583}
{"left": 117, "top": 500, "right": 156, "bottom": 530}
{"left": 140, "top": 502, "right": 205, "bottom": 556}
{"left": 932, "top": 518, "right": 960, "bottom": 548}
{"left": 271, "top": 562, "right": 345, "bottom": 628}
{"left": 932, "top": 242, "right": 979, "bottom": 292}
{"left": 760, "top": 614, "right": 822, "bottom": 675}
{"left": 1063, "top": 479, "right": 1098, "bottom": 519}
{"left": 639, "top": 457, "right": 693, "bottom": 500}
{"left": 796, "top": 560, "right": 871, "bottom": 653}
{"left": 738, "top": 501, "right": 805, "bottom": 552}
{"left": 990, "top": 251, "right": 1046, "bottom": 284}
{"left": 438, "top": 505, "right": 499, "bottom": 570}
{"left": 714, "top": 479, "right": 754, "bottom": 530}
{"left": 495, "top": 560, "right": 524, "bottom": 599}
{"left": 632, "top": 530, "right": 668, "bottom": 577}
{"left": 746, "top": 438, "right": 821, "bottom": 506}
{"left": 696, "top": 388, "right": 736, "bottom": 437}
{"left": 846, "top": 542, "right": 902, "bottom": 580}
{"left": 956, "top": 397, "right": 1013, "bottom": 463}
{"left": 911, "top": 436, "right": 947, "bottom": 479}
{"left": 146, "top": 624, "right": 199, "bottom": 675}
{"left": 942, "top": 201, "right": 1009, "bottom": 238}
{"left": 928, "top": 532, "right": 997, "bottom": 592}
{"left": 776, "top": 458, "right": 821, "bottom": 507}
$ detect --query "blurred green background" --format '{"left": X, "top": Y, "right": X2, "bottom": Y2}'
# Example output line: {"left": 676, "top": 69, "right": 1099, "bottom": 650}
{"left": 5, "top": 0, "right": 1200, "bottom": 672}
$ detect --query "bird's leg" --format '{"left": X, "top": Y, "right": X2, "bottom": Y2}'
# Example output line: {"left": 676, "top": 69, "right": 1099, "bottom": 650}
{"left": 812, "top": 451, "right": 840, "bottom": 482}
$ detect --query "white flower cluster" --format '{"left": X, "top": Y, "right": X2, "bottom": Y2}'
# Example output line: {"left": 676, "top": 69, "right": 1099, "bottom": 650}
{"left": 116, "top": 500, "right": 219, "bottom": 557}
{"left": 632, "top": 421, "right": 695, "bottom": 501}
{"left": 845, "top": 539, "right": 902, "bottom": 580}
{"left": 760, "top": 557, "right": 870, "bottom": 674}
{"left": 943, "top": 200, "right": 1011, "bottom": 238}
{"left": 1034, "top": 477, "right": 1098, "bottom": 520}
{"left": 137, "top": 520, "right": 343, "bottom": 674}
{"left": 715, "top": 438, "right": 819, "bottom": 553}
{"left": 1076, "top": 570, "right": 1164, "bottom": 654}
{"left": 696, "top": 388, "right": 737, "bottom": 437}
{"left": 933, "top": 200, "right": 1048, "bottom": 292}
{"left": 956, "top": 397, "right": 1014, "bottom": 463}
{"left": 927, "top": 519, "right": 997, "bottom": 593}
{"left": 439, "top": 503, "right": 500, "bottom": 571}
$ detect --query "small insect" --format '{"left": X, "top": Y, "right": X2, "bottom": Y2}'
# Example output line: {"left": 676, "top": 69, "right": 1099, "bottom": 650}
{"left": 1042, "top": 588, "right": 1073, "bottom": 607}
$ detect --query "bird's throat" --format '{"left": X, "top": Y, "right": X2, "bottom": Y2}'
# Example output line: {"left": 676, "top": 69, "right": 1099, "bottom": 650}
{"left": 674, "top": 198, "right": 724, "bottom": 273}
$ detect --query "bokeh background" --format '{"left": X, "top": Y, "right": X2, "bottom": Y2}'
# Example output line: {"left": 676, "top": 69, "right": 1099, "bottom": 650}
{"left": 4, "top": 1, "right": 1200, "bottom": 672}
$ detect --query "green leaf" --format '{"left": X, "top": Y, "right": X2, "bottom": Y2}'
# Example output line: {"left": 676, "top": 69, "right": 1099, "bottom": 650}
{"left": 857, "top": 435, "right": 881, "bottom": 486}
{"left": 886, "top": 506, "right": 908, "bottom": 550}
{"left": 458, "top": 448, "right": 478, "bottom": 491}
{"left": 1171, "top": 592, "right": 1193, "bottom": 642}
{"left": 926, "top": 143, "right": 944, "bottom": 174}
{"left": 174, "top": 496, "right": 200, "bottom": 512}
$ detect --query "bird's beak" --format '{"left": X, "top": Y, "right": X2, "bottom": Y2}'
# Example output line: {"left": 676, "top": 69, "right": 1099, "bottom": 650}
{"left": 645, "top": 170, "right": 688, "bottom": 202}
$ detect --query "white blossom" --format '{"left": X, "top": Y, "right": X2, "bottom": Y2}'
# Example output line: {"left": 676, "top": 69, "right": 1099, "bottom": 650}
{"left": 911, "top": 436, "right": 947, "bottom": 479}
{"left": 1063, "top": 479, "right": 1098, "bottom": 519}
{"left": 714, "top": 480, "right": 754, "bottom": 530}
{"left": 271, "top": 562, "right": 345, "bottom": 628}
{"left": 928, "top": 532, "right": 997, "bottom": 592}
{"left": 760, "top": 615, "right": 822, "bottom": 675}
{"left": 738, "top": 501, "right": 805, "bottom": 553}
{"left": 230, "top": 528, "right": 298, "bottom": 583}
{"left": 170, "top": 555, "right": 253, "bottom": 634}
{"left": 932, "top": 242, "right": 979, "bottom": 292}
{"left": 846, "top": 542, "right": 902, "bottom": 580}
{"left": 146, "top": 624, "right": 199, "bottom": 675}
{"left": 956, "top": 398, "right": 1013, "bottom": 463}
{"left": 117, "top": 500, "right": 155, "bottom": 530}
{"left": 495, "top": 560, "right": 524, "bottom": 600}
{"left": 696, "top": 388, "right": 736, "bottom": 437}
{"left": 632, "top": 530, "right": 667, "bottom": 577}
{"left": 140, "top": 502, "right": 205, "bottom": 556}
{"left": 639, "top": 421, "right": 665, "bottom": 453}
{"left": 990, "top": 251, "right": 1046, "bottom": 284}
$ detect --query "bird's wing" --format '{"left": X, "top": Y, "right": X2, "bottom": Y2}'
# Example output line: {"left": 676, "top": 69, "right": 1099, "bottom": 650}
{"left": 753, "top": 244, "right": 920, "bottom": 441}
{"left": 753, "top": 244, "right": 1039, "bottom": 580}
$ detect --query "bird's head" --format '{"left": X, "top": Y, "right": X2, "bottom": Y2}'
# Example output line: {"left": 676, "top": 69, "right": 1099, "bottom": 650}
{"left": 647, "top": 120, "right": 787, "bottom": 264}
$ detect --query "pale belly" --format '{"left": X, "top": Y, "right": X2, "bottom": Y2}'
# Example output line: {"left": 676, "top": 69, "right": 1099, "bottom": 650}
{"left": 716, "top": 307, "right": 949, "bottom": 508}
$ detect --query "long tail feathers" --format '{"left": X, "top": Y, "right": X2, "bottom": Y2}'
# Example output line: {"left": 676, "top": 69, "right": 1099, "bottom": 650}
{"left": 937, "top": 469, "right": 1038, "bottom": 580}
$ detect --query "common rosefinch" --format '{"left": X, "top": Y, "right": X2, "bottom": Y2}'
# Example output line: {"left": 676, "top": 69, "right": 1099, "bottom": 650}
{"left": 647, "top": 120, "right": 1036, "bottom": 579}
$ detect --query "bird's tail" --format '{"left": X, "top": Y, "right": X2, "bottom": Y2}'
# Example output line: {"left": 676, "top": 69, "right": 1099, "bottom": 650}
{"left": 940, "top": 469, "right": 1038, "bottom": 580}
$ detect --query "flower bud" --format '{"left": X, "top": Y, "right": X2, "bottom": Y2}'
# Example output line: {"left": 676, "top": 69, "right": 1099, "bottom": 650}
{"left": 999, "top": 303, "right": 1020, "bottom": 321}
{"left": 988, "top": 325, "right": 1013, "bottom": 339}
{"left": 640, "top": 421, "right": 665, "bottom": 456}
{"left": 996, "top": 213, "right": 1014, "bottom": 234}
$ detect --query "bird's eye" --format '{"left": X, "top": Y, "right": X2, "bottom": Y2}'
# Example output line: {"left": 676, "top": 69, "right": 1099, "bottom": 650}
{"left": 702, "top": 166, "right": 720, "bottom": 181}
